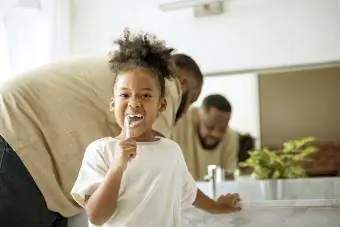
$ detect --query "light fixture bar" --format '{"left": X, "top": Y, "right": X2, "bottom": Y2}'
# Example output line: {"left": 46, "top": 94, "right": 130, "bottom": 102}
{"left": 16, "top": 0, "right": 41, "bottom": 10}
{"left": 159, "top": 0, "right": 225, "bottom": 12}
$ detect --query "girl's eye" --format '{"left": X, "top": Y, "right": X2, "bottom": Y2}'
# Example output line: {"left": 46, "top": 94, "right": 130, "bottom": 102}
{"left": 119, "top": 93, "right": 129, "bottom": 98}
{"left": 142, "top": 94, "right": 152, "bottom": 98}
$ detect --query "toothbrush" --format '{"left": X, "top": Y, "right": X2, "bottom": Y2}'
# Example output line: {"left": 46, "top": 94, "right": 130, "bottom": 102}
{"left": 124, "top": 115, "right": 135, "bottom": 159}
{"left": 124, "top": 115, "right": 131, "bottom": 138}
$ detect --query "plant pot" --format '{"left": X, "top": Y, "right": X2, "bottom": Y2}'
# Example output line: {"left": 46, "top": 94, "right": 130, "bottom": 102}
{"left": 260, "top": 179, "right": 283, "bottom": 200}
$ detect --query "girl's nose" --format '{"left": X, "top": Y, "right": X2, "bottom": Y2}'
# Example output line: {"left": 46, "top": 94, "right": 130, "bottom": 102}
{"left": 128, "top": 100, "right": 141, "bottom": 109}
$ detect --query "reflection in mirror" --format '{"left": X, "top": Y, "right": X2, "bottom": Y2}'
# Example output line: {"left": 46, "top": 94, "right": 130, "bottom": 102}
{"left": 259, "top": 66, "right": 340, "bottom": 178}
{"left": 173, "top": 65, "right": 340, "bottom": 200}
{"left": 171, "top": 73, "right": 260, "bottom": 181}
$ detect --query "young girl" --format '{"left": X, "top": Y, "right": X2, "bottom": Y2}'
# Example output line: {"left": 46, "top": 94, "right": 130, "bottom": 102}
{"left": 71, "top": 29, "right": 241, "bottom": 227}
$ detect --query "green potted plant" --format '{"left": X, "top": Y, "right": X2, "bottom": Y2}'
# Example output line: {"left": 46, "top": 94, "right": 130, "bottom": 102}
{"left": 239, "top": 137, "right": 318, "bottom": 199}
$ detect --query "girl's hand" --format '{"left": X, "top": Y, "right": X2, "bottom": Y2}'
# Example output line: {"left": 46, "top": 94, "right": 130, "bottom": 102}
{"left": 216, "top": 193, "right": 242, "bottom": 213}
{"left": 117, "top": 138, "right": 137, "bottom": 169}
{"left": 115, "top": 115, "right": 136, "bottom": 170}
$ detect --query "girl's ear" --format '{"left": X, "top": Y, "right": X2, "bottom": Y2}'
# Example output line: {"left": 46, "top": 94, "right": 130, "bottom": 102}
{"left": 158, "top": 98, "right": 167, "bottom": 114}
{"left": 109, "top": 97, "right": 115, "bottom": 112}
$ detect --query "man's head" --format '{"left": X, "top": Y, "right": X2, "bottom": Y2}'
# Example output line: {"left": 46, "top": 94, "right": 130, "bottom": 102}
{"left": 197, "top": 94, "right": 232, "bottom": 148}
{"left": 172, "top": 54, "right": 203, "bottom": 121}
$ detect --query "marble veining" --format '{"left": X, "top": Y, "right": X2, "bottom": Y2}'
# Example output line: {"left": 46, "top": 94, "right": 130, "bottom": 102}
{"left": 243, "top": 198, "right": 340, "bottom": 208}
{"left": 68, "top": 178, "right": 340, "bottom": 227}
{"left": 186, "top": 179, "right": 340, "bottom": 226}
{"left": 182, "top": 200, "right": 340, "bottom": 227}
{"left": 68, "top": 199, "right": 340, "bottom": 227}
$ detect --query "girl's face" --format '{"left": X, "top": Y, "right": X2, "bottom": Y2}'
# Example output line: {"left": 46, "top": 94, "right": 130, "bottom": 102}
{"left": 110, "top": 68, "right": 166, "bottom": 141}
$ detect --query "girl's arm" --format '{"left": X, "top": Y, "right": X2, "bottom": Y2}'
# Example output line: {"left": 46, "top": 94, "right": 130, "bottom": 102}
{"left": 74, "top": 136, "right": 136, "bottom": 225}
{"left": 85, "top": 165, "right": 124, "bottom": 225}
{"left": 177, "top": 143, "right": 241, "bottom": 214}
{"left": 193, "top": 189, "right": 241, "bottom": 214}
{"left": 86, "top": 136, "right": 136, "bottom": 225}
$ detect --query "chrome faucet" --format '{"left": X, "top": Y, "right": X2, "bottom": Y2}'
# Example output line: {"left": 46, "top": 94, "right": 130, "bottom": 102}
{"left": 204, "top": 165, "right": 225, "bottom": 199}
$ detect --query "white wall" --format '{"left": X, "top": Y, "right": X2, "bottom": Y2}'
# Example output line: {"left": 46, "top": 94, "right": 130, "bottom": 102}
{"left": 70, "top": 0, "right": 340, "bottom": 73}
{"left": 0, "top": 0, "right": 71, "bottom": 80}
{"left": 193, "top": 74, "right": 260, "bottom": 143}
{"left": 69, "top": 0, "right": 340, "bottom": 145}
{"left": 4, "top": 7, "right": 52, "bottom": 75}
{"left": 259, "top": 67, "right": 340, "bottom": 145}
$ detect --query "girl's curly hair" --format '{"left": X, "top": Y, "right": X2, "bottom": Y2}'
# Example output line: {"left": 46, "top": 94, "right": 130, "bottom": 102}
{"left": 108, "top": 29, "right": 176, "bottom": 97}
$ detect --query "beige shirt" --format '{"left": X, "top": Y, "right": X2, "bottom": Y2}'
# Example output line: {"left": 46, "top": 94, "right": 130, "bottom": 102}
{"left": 0, "top": 57, "right": 181, "bottom": 217}
{"left": 171, "top": 107, "right": 239, "bottom": 181}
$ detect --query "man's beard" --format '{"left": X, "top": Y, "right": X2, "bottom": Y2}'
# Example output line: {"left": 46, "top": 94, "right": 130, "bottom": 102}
{"left": 197, "top": 124, "right": 220, "bottom": 150}
{"left": 175, "top": 91, "right": 188, "bottom": 123}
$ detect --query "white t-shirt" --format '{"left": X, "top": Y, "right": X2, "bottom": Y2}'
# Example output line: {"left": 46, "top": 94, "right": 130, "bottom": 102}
{"left": 71, "top": 137, "right": 198, "bottom": 227}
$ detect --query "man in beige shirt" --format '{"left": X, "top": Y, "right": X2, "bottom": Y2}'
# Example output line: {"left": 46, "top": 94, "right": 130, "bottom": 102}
{"left": 172, "top": 94, "right": 239, "bottom": 181}
{"left": 0, "top": 53, "right": 203, "bottom": 226}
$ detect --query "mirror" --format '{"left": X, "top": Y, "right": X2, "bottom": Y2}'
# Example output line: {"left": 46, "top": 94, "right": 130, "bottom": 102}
{"left": 259, "top": 66, "right": 340, "bottom": 176}
{"left": 173, "top": 64, "right": 340, "bottom": 200}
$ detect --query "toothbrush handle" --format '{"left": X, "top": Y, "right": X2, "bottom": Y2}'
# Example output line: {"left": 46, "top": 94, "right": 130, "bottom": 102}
{"left": 124, "top": 116, "right": 131, "bottom": 138}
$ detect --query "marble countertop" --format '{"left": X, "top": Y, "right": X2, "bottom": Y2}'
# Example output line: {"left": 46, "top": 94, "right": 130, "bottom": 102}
{"left": 182, "top": 199, "right": 340, "bottom": 227}
{"left": 242, "top": 198, "right": 340, "bottom": 208}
